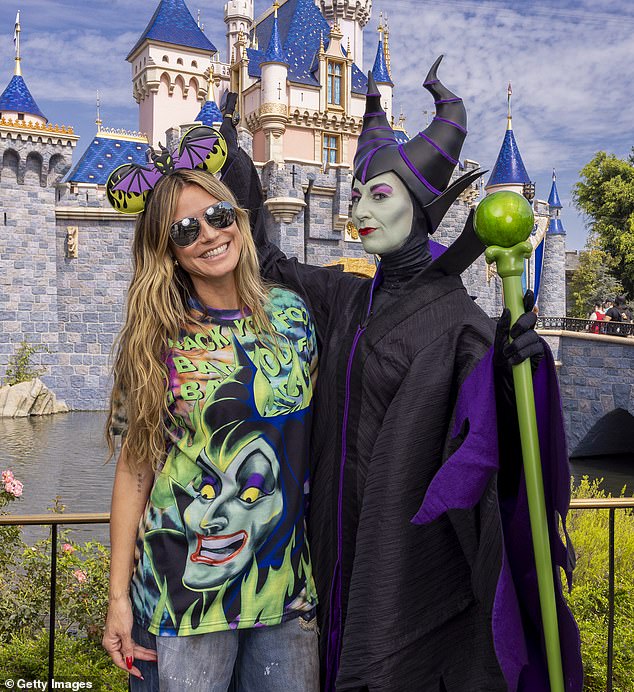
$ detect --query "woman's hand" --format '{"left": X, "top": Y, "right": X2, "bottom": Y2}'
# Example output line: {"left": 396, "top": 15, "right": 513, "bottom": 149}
{"left": 103, "top": 595, "right": 157, "bottom": 679}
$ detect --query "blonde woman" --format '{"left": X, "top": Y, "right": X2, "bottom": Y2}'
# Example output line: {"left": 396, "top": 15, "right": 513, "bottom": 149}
{"left": 102, "top": 169, "right": 319, "bottom": 691}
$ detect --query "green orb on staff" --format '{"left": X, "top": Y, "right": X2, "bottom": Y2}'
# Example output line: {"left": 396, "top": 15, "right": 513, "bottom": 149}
{"left": 474, "top": 189, "right": 565, "bottom": 692}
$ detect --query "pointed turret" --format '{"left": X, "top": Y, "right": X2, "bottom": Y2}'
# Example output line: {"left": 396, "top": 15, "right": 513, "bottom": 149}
{"left": 539, "top": 168, "right": 567, "bottom": 316}
{"left": 127, "top": 0, "right": 216, "bottom": 57}
{"left": 128, "top": 0, "right": 217, "bottom": 147}
{"left": 371, "top": 16, "right": 392, "bottom": 86}
{"left": 547, "top": 169, "right": 565, "bottom": 235}
{"left": 370, "top": 15, "right": 393, "bottom": 123}
{"left": 485, "top": 83, "right": 530, "bottom": 194}
{"left": 262, "top": 2, "right": 287, "bottom": 64}
{"left": 259, "top": 1, "right": 289, "bottom": 163}
{"left": 0, "top": 13, "right": 47, "bottom": 124}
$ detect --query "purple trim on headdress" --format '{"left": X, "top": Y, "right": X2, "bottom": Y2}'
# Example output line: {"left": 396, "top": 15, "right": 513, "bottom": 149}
{"left": 397, "top": 144, "right": 442, "bottom": 195}
{"left": 325, "top": 267, "right": 383, "bottom": 690}
{"left": 423, "top": 79, "right": 439, "bottom": 86}
{"left": 434, "top": 98, "right": 462, "bottom": 104}
{"left": 355, "top": 137, "right": 397, "bottom": 156}
{"left": 366, "top": 92, "right": 382, "bottom": 97}
{"left": 433, "top": 116, "right": 467, "bottom": 134}
{"left": 363, "top": 111, "right": 387, "bottom": 118}
{"left": 358, "top": 143, "right": 393, "bottom": 184}
{"left": 417, "top": 131, "right": 459, "bottom": 165}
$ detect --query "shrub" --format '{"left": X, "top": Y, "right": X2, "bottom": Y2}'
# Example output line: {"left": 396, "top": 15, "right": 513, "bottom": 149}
{"left": 3, "top": 339, "right": 50, "bottom": 386}
{"left": 565, "top": 477, "right": 634, "bottom": 691}
{"left": 0, "top": 629, "right": 127, "bottom": 690}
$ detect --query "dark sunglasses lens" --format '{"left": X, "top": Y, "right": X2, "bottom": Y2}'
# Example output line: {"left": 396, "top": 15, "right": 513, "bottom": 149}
{"left": 204, "top": 202, "right": 236, "bottom": 229}
{"left": 170, "top": 218, "right": 201, "bottom": 247}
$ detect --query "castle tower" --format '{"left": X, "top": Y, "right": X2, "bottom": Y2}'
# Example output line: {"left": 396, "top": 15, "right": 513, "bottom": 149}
{"left": 316, "top": 0, "right": 371, "bottom": 68}
{"left": 259, "top": 1, "right": 289, "bottom": 163}
{"left": 539, "top": 170, "right": 567, "bottom": 317}
{"left": 0, "top": 12, "right": 78, "bottom": 388}
{"left": 485, "top": 83, "right": 531, "bottom": 196}
{"left": 371, "top": 15, "right": 393, "bottom": 124}
{"left": 127, "top": 0, "right": 217, "bottom": 147}
{"left": 224, "top": 0, "right": 254, "bottom": 63}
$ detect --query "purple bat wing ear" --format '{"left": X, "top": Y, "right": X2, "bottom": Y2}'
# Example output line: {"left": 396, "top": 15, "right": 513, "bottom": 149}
{"left": 106, "top": 163, "right": 161, "bottom": 214}
{"left": 175, "top": 125, "right": 228, "bottom": 174}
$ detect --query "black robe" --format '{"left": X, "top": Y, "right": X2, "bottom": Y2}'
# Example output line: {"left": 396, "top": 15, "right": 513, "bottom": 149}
{"left": 221, "top": 152, "right": 582, "bottom": 692}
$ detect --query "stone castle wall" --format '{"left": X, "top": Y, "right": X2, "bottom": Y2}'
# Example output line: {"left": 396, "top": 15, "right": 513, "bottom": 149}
{"left": 1, "top": 134, "right": 558, "bottom": 411}
{"left": 542, "top": 331, "right": 634, "bottom": 451}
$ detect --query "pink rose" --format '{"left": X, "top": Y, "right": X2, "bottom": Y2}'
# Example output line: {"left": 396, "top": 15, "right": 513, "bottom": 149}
{"left": 1, "top": 469, "right": 15, "bottom": 484}
{"left": 62, "top": 543, "right": 75, "bottom": 554}
{"left": 73, "top": 569, "right": 87, "bottom": 583}
{"left": 5, "top": 479, "right": 23, "bottom": 497}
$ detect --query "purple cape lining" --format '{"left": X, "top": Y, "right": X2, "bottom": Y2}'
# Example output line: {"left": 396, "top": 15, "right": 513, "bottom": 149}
{"left": 412, "top": 348, "right": 583, "bottom": 691}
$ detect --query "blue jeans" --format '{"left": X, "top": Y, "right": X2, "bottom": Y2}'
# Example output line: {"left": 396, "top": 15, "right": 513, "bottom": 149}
{"left": 155, "top": 613, "right": 319, "bottom": 692}
{"left": 129, "top": 620, "right": 159, "bottom": 692}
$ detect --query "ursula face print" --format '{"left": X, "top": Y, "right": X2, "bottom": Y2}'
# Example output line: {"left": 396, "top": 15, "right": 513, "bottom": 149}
{"left": 351, "top": 172, "right": 414, "bottom": 256}
{"left": 182, "top": 438, "right": 283, "bottom": 590}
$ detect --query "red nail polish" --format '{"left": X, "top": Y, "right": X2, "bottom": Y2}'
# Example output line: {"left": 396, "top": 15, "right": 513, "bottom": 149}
{"left": 126, "top": 656, "right": 133, "bottom": 670}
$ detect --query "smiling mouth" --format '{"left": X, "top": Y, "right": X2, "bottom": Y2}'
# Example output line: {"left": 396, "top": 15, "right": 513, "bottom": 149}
{"left": 358, "top": 227, "right": 376, "bottom": 236}
{"left": 191, "top": 530, "right": 247, "bottom": 565}
{"left": 200, "top": 242, "right": 229, "bottom": 259}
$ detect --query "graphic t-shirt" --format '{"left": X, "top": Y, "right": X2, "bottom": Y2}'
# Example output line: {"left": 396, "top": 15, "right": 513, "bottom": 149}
{"left": 130, "top": 287, "right": 318, "bottom": 636}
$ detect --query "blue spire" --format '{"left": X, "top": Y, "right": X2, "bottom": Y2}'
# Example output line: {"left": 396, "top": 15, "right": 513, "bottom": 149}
{"left": 127, "top": 0, "right": 216, "bottom": 58}
{"left": 547, "top": 170, "right": 565, "bottom": 235}
{"left": 548, "top": 169, "right": 562, "bottom": 209}
{"left": 195, "top": 100, "right": 223, "bottom": 126}
{"left": 486, "top": 128, "right": 530, "bottom": 187}
{"left": 371, "top": 34, "right": 392, "bottom": 86}
{"left": 262, "top": 4, "right": 287, "bottom": 64}
{"left": 0, "top": 75, "right": 46, "bottom": 121}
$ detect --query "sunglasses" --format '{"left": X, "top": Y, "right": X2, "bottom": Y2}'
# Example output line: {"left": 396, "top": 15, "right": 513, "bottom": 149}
{"left": 169, "top": 201, "right": 237, "bottom": 247}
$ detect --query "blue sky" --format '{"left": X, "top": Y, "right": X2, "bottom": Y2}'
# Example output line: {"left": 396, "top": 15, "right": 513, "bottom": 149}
{"left": 1, "top": 0, "right": 633, "bottom": 250}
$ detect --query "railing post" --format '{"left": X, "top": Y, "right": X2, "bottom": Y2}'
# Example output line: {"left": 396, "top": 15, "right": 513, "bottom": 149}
{"left": 48, "top": 522, "right": 57, "bottom": 688}
{"left": 607, "top": 508, "right": 615, "bottom": 692}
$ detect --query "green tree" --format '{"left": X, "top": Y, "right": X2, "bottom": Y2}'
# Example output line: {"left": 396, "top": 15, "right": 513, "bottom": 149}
{"left": 568, "top": 234, "right": 625, "bottom": 317}
{"left": 573, "top": 151, "right": 634, "bottom": 296}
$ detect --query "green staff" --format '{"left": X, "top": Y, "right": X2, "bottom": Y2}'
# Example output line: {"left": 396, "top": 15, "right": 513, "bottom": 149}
{"left": 474, "top": 190, "right": 565, "bottom": 692}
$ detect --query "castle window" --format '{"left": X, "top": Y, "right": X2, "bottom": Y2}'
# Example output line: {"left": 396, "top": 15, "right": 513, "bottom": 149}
{"left": 327, "top": 61, "right": 343, "bottom": 107}
{"left": 162, "top": 55, "right": 169, "bottom": 63}
{"left": 322, "top": 133, "right": 340, "bottom": 166}
{"left": 17, "top": 113, "right": 25, "bottom": 121}
{"left": 192, "top": 60, "right": 198, "bottom": 68}
{"left": 177, "top": 58, "right": 184, "bottom": 65}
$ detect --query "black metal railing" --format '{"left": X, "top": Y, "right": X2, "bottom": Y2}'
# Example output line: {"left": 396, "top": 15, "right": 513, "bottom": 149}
{"left": 0, "top": 512, "right": 109, "bottom": 688}
{"left": 1, "top": 500, "right": 633, "bottom": 690}
{"left": 537, "top": 317, "right": 634, "bottom": 337}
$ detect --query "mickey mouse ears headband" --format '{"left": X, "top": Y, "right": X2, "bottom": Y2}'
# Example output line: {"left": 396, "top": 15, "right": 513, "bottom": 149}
{"left": 105, "top": 125, "right": 228, "bottom": 215}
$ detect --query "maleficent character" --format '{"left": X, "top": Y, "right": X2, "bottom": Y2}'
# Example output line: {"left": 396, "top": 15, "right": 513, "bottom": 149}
{"left": 219, "top": 58, "right": 582, "bottom": 691}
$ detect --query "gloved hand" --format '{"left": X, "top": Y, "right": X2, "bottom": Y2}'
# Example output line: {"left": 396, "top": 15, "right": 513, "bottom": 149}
{"left": 494, "top": 290, "right": 544, "bottom": 370}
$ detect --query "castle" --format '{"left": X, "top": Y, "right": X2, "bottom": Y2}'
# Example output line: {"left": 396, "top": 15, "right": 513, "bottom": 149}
{"left": 0, "top": 0, "right": 566, "bottom": 410}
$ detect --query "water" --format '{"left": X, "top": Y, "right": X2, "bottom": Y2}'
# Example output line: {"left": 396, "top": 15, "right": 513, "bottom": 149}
{"left": 0, "top": 411, "right": 116, "bottom": 544}
{"left": 1, "top": 412, "right": 631, "bottom": 547}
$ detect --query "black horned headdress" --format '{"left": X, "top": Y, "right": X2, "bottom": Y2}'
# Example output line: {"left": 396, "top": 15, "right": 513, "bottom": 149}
{"left": 354, "top": 56, "right": 482, "bottom": 233}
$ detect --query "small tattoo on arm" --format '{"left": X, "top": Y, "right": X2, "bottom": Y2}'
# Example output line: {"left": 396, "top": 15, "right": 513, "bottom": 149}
{"left": 136, "top": 473, "right": 143, "bottom": 494}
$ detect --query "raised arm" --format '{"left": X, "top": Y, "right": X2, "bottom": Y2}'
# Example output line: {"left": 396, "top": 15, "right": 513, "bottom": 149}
{"left": 218, "top": 92, "right": 364, "bottom": 334}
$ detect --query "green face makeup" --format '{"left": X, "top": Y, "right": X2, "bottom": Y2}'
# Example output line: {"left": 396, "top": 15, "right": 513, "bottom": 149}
{"left": 351, "top": 172, "right": 414, "bottom": 256}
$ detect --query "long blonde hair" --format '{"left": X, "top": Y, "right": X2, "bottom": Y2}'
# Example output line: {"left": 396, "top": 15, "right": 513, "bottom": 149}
{"left": 107, "top": 169, "right": 274, "bottom": 469}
